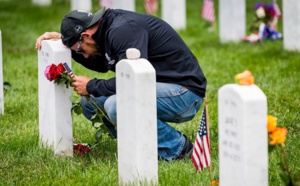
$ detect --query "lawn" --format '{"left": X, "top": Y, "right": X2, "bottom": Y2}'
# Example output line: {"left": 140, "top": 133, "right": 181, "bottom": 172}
{"left": 0, "top": 0, "right": 299, "bottom": 185}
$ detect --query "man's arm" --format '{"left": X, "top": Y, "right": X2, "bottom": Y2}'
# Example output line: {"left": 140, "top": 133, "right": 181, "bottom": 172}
{"left": 35, "top": 32, "right": 61, "bottom": 50}
{"left": 86, "top": 77, "right": 116, "bottom": 97}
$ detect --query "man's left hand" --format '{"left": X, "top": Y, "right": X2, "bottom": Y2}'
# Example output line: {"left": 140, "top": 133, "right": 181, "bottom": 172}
{"left": 71, "top": 76, "right": 91, "bottom": 96}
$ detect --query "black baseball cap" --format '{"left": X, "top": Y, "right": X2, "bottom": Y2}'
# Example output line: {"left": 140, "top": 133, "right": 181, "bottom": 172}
{"left": 60, "top": 8, "right": 106, "bottom": 48}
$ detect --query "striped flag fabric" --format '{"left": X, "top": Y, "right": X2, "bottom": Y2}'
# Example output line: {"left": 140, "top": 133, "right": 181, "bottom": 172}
{"left": 273, "top": 1, "right": 281, "bottom": 18}
{"left": 191, "top": 107, "right": 211, "bottom": 171}
{"left": 100, "top": 0, "right": 112, "bottom": 9}
{"left": 144, "top": 0, "right": 158, "bottom": 15}
{"left": 63, "top": 63, "right": 75, "bottom": 78}
{"left": 201, "top": 0, "right": 215, "bottom": 22}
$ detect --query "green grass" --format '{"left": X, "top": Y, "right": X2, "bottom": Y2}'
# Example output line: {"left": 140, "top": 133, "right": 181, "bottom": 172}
{"left": 0, "top": 0, "right": 299, "bottom": 185}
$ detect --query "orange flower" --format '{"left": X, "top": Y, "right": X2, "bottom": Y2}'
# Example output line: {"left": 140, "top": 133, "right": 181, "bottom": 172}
{"left": 269, "top": 127, "right": 287, "bottom": 145}
{"left": 267, "top": 115, "right": 277, "bottom": 133}
{"left": 235, "top": 70, "right": 255, "bottom": 85}
{"left": 211, "top": 180, "right": 219, "bottom": 185}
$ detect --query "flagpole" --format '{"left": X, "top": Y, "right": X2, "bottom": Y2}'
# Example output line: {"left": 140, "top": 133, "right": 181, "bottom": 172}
{"left": 204, "top": 96, "right": 213, "bottom": 183}
{"left": 191, "top": 95, "right": 212, "bottom": 177}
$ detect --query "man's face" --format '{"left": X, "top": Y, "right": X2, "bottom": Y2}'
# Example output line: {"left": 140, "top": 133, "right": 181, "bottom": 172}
{"left": 71, "top": 36, "right": 101, "bottom": 58}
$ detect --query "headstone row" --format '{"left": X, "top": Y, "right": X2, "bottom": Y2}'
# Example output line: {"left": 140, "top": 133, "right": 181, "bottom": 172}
{"left": 38, "top": 43, "right": 158, "bottom": 185}
{"left": 32, "top": 0, "right": 300, "bottom": 50}
{"left": 32, "top": 0, "right": 186, "bottom": 30}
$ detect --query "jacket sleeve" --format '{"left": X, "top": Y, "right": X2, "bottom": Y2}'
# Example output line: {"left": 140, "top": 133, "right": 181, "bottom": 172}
{"left": 86, "top": 77, "right": 116, "bottom": 97}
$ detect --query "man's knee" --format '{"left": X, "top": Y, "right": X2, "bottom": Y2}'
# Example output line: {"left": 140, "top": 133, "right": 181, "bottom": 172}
{"left": 104, "top": 95, "right": 117, "bottom": 123}
{"left": 80, "top": 96, "right": 89, "bottom": 109}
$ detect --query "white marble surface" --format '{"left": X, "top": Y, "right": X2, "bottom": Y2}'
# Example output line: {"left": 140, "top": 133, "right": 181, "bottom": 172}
{"left": 0, "top": 30, "right": 3, "bottom": 115}
{"left": 71, "top": 0, "right": 92, "bottom": 11}
{"left": 32, "top": 0, "right": 51, "bottom": 6}
{"left": 116, "top": 49, "right": 158, "bottom": 185}
{"left": 219, "top": 0, "right": 246, "bottom": 43}
{"left": 283, "top": 0, "right": 300, "bottom": 51}
{"left": 218, "top": 84, "right": 268, "bottom": 186}
{"left": 38, "top": 40, "right": 73, "bottom": 157}
{"left": 162, "top": 0, "right": 186, "bottom": 30}
{"left": 110, "top": 0, "right": 135, "bottom": 12}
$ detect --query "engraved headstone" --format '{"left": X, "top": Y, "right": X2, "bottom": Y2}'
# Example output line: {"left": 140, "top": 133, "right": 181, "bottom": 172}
{"left": 219, "top": 0, "right": 246, "bottom": 42}
{"left": 162, "top": 0, "right": 186, "bottom": 30}
{"left": 71, "top": 0, "right": 92, "bottom": 11}
{"left": 283, "top": 0, "right": 300, "bottom": 51}
{"left": 116, "top": 48, "right": 158, "bottom": 185}
{"left": 38, "top": 40, "right": 73, "bottom": 156}
{"left": 110, "top": 0, "right": 135, "bottom": 12}
{"left": 218, "top": 84, "right": 268, "bottom": 186}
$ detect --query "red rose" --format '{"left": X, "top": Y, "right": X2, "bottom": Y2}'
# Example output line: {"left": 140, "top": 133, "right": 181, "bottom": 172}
{"left": 44, "top": 64, "right": 61, "bottom": 81}
{"left": 73, "top": 143, "right": 91, "bottom": 156}
{"left": 57, "top": 63, "right": 66, "bottom": 73}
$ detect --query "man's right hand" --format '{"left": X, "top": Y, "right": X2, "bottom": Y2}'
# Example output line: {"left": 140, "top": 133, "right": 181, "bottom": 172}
{"left": 35, "top": 32, "right": 62, "bottom": 50}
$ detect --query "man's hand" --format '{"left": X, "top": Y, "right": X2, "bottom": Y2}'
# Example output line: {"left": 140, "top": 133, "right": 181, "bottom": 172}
{"left": 71, "top": 76, "right": 91, "bottom": 96}
{"left": 35, "top": 32, "right": 62, "bottom": 50}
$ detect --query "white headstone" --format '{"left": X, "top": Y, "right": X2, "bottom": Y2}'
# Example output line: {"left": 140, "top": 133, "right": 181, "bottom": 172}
{"left": 110, "top": 0, "right": 135, "bottom": 12}
{"left": 162, "top": 0, "right": 186, "bottom": 30}
{"left": 38, "top": 40, "right": 73, "bottom": 157}
{"left": 218, "top": 84, "right": 268, "bottom": 186}
{"left": 71, "top": 0, "right": 92, "bottom": 11}
{"left": 116, "top": 48, "right": 158, "bottom": 185}
{"left": 32, "top": 0, "right": 51, "bottom": 6}
{"left": 283, "top": 0, "right": 300, "bottom": 51}
{"left": 0, "top": 30, "right": 3, "bottom": 115}
{"left": 219, "top": 0, "right": 246, "bottom": 43}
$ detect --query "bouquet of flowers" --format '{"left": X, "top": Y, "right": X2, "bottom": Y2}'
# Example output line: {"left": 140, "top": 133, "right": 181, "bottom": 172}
{"left": 44, "top": 63, "right": 74, "bottom": 88}
{"left": 243, "top": 1, "right": 282, "bottom": 43}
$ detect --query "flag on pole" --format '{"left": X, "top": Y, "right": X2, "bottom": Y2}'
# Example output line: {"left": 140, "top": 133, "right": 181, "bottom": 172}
{"left": 201, "top": 0, "right": 215, "bottom": 22}
{"left": 272, "top": 0, "right": 281, "bottom": 18}
{"left": 270, "top": 0, "right": 281, "bottom": 31}
{"left": 191, "top": 107, "right": 211, "bottom": 171}
{"left": 144, "top": 0, "right": 158, "bottom": 15}
{"left": 100, "top": 0, "right": 112, "bottom": 9}
{"left": 63, "top": 63, "right": 75, "bottom": 78}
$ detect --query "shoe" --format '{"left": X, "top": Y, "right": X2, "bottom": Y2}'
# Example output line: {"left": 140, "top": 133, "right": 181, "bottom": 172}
{"left": 174, "top": 134, "right": 193, "bottom": 160}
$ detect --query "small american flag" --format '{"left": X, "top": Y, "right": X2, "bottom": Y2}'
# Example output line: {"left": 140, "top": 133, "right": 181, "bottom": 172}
{"left": 191, "top": 107, "right": 211, "bottom": 171}
{"left": 144, "top": 0, "right": 158, "bottom": 15}
{"left": 273, "top": 1, "right": 281, "bottom": 18}
{"left": 63, "top": 63, "right": 75, "bottom": 78}
{"left": 201, "top": 0, "right": 215, "bottom": 22}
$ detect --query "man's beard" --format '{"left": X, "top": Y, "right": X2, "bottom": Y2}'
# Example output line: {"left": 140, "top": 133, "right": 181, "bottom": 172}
{"left": 87, "top": 42, "right": 102, "bottom": 56}
{"left": 94, "top": 43, "right": 102, "bottom": 55}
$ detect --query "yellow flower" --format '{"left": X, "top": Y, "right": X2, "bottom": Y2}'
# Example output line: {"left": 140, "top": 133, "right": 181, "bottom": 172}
{"left": 211, "top": 180, "right": 219, "bottom": 185}
{"left": 269, "top": 127, "right": 287, "bottom": 145}
{"left": 267, "top": 115, "right": 277, "bottom": 133}
{"left": 235, "top": 70, "right": 255, "bottom": 85}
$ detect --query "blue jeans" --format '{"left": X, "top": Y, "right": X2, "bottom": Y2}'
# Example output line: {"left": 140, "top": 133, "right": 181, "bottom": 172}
{"left": 81, "top": 82, "right": 203, "bottom": 161}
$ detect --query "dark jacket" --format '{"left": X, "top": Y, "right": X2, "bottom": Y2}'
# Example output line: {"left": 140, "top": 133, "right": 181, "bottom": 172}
{"left": 72, "top": 9, "right": 207, "bottom": 98}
